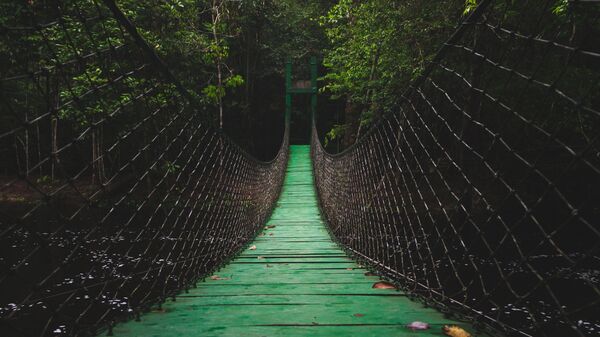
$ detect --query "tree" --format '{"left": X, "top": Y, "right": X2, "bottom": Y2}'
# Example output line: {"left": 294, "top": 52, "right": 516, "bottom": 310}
{"left": 320, "top": 0, "right": 465, "bottom": 147}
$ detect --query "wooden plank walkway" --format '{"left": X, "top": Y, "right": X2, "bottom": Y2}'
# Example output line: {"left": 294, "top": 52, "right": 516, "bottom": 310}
{"left": 113, "top": 145, "right": 481, "bottom": 337}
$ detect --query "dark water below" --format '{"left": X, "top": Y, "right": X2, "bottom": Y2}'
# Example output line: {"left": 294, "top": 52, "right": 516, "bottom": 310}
{"left": 0, "top": 201, "right": 249, "bottom": 337}
{"left": 0, "top": 197, "right": 598, "bottom": 337}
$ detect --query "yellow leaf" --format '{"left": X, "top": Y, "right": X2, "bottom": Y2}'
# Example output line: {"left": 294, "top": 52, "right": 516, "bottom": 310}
{"left": 442, "top": 325, "right": 472, "bottom": 337}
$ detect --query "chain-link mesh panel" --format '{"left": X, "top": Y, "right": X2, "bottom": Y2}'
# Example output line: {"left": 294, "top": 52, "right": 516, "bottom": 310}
{"left": 0, "top": 1, "right": 288, "bottom": 336}
{"left": 313, "top": 1, "right": 600, "bottom": 336}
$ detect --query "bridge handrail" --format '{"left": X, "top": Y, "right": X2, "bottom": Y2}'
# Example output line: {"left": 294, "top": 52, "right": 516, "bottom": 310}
{"left": 311, "top": 1, "right": 600, "bottom": 336}
{"left": 0, "top": 1, "right": 289, "bottom": 336}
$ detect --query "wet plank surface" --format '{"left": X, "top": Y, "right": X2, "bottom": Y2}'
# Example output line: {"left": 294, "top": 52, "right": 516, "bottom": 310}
{"left": 112, "top": 145, "right": 482, "bottom": 337}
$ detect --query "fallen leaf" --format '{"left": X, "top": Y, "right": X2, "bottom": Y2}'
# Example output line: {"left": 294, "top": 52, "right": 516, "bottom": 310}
{"left": 265, "top": 225, "right": 276, "bottom": 229}
{"left": 406, "top": 321, "right": 430, "bottom": 330}
{"left": 353, "top": 313, "right": 364, "bottom": 317}
{"left": 372, "top": 281, "right": 396, "bottom": 289}
{"left": 269, "top": 233, "right": 273, "bottom": 236}
{"left": 346, "top": 268, "right": 353, "bottom": 271}
{"left": 210, "top": 275, "right": 230, "bottom": 281}
{"left": 364, "top": 272, "right": 376, "bottom": 276}
{"left": 442, "top": 325, "right": 471, "bottom": 337}
{"left": 257, "top": 256, "right": 265, "bottom": 260}
{"left": 249, "top": 245, "right": 257, "bottom": 250}
{"left": 266, "top": 264, "right": 272, "bottom": 268}
{"left": 311, "top": 321, "right": 319, "bottom": 325}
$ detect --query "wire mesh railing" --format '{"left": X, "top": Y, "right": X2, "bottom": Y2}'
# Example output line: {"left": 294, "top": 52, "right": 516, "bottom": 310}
{"left": 0, "top": 0, "right": 288, "bottom": 336}
{"left": 312, "top": 1, "right": 600, "bottom": 336}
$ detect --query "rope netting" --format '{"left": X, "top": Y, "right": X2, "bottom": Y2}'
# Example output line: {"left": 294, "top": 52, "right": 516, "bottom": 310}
{"left": 0, "top": 1, "right": 288, "bottom": 336}
{"left": 313, "top": 1, "right": 600, "bottom": 336}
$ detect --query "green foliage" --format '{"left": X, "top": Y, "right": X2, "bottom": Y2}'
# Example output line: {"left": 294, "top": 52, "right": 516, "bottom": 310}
{"left": 552, "top": 0, "right": 569, "bottom": 16}
{"left": 225, "top": 75, "right": 244, "bottom": 88}
{"left": 464, "top": 0, "right": 478, "bottom": 15}
{"left": 36, "top": 175, "right": 52, "bottom": 185}
{"left": 324, "top": 124, "right": 348, "bottom": 147}
{"left": 163, "top": 161, "right": 181, "bottom": 174}
{"left": 202, "top": 74, "right": 243, "bottom": 105}
{"left": 203, "top": 42, "right": 229, "bottom": 64}
{"left": 321, "top": 0, "right": 464, "bottom": 135}
{"left": 202, "top": 84, "right": 225, "bottom": 104}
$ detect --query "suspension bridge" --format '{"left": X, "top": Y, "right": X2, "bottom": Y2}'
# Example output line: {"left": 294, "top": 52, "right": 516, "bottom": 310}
{"left": 1, "top": 1, "right": 599, "bottom": 337}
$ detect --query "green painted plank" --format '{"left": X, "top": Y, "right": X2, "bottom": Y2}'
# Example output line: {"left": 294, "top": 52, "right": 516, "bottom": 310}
{"left": 114, "top": 325, "right": 454, "bottom": 337}
{"left": 119, "top": 302, "right": 455, "bottom": 325}
{"left": 111, "top": 145, "right": 487, "bottom": 337}
{"left": 173, "top": 294, "right": 409, "bottom": 305}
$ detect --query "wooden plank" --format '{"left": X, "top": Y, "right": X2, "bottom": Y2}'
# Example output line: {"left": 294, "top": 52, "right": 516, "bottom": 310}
{"left": 112, "top": 145, "right": 486, "bottom": 337}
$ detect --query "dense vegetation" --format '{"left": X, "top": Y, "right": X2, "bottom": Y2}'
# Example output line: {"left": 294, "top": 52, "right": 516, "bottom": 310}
{"left": 320, "top": 0, "right": 466, "bottom": 146}
{"left": 1, "top": 0, "right": 475, "bottom": 179}
{"left": 3, "top": 0, "right": 589, "bottom": 174}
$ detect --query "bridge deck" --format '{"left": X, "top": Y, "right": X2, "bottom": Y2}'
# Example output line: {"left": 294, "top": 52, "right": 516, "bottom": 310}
{"left": 113, "top": 145, "right": 478, "bottom": 337}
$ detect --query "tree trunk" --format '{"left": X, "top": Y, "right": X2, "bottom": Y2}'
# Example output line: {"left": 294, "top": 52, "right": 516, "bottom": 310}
{"left": 14, "top": 137, "right": 22, "bottom": 175}
{"left": 211, "top": 0, "right": 224, "bottom": 130}
{"left": 91, "top": 124, "right": 106, "bottom": 186}
{"left": 364, "top": 43, "right": 381, "bottom": 123}
{"left": 92, "top": 129, "right": 96, "bottom": 185}
{"left": 99, "top": 125, "right": 105, "bottom": 183}
{"left": 51, "top": 77, "right": 60, "bottom": 182}
{"left": 51, "top": 115, "right": 58, "bottom": 181}
{"left": 24, "top": 98, "right": 29, "bottom": 177}
{"left": 343, "top": 100, "right": 363, "bottom": 148}
{"left": 36, "top": 114, "right": 42, "bottom": 177}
